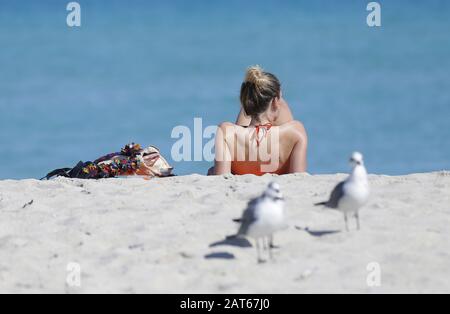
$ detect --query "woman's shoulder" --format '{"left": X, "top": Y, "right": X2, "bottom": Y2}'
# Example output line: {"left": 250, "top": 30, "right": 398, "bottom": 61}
{"left": 218, "top": 121, "right": 251, "bottom": 133}
{"left": 217, "top": 122, "right": 242, "bottom": 141}
{"left": 217, "top": 121, "right": 239, "bottom": 135}
{"left": 280, "top": 120, "right": 308, "bottom": 143}
{"left": 280, "top": 120, "right": 306, "bottom": 133}
{"left": 218, "top": 121, "right": 237, "bottom": 129}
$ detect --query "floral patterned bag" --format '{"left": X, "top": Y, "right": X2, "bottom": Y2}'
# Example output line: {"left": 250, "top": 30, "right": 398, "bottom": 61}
{"left": 41, "top": 143, "right": 173, "bottom": 180}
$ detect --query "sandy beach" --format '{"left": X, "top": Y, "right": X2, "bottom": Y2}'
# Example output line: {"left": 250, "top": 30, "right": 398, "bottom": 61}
{"left": 0, "top": 172, "right": 449, "bottom": 294}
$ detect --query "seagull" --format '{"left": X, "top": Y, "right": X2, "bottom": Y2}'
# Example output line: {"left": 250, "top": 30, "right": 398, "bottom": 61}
{"left": 315, "top": 152, "right": 370, "bottom": 231}
{"left": 234, "top": 182, "right": 286, "bottom": 263}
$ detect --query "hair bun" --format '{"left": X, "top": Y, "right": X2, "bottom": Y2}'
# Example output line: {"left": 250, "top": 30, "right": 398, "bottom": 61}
{"left": 240, "top": 65, "right": 281, "bottom": 118}
{"left": 244, "top": 65, "right": 267, "bottom": 87}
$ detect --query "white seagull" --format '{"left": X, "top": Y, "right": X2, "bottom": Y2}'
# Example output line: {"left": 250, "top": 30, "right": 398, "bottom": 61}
{"left": 315, "top": 152, "right": 370, "bottom": 231}
{"left": 234, "top": 182, "right": 286, "bottom": 263}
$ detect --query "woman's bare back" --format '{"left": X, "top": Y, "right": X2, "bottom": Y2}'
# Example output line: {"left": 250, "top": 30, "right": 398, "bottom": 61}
{"left": 215, "top": 120, "right": 307, "bottom": 175}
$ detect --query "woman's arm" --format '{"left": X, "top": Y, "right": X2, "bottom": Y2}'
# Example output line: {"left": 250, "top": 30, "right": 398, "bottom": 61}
{"left": 214, "top": 123, "right": 233, "bottom": 175}
{"left": 289, "top": 122, "right": 308, "bottom": 173}
{"left": 276, "top": 97, "right": 294, "bottom": 126}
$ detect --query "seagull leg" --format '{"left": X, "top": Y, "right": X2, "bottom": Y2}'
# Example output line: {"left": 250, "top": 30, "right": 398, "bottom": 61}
{"left": 263, "top": 237, "right": 274, "bottom": 261}
{"left": 269, "top": 235, "right": 280, "bottom": 249}
{"left": 355, "top": 211, "right": 361, "bottom": 230}
{"left": 266, "top": 236, "right": 274, "bottom": 260}
{"left": 256, "top": 239, "right": 266, "bottom": 264}
{"left": 344, "top": 213, "right": 349, "bottom": 232}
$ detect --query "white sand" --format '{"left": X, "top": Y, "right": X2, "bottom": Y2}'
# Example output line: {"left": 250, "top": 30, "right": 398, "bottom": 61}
{"left": 0, "top": 172, "right": 449, "bottom": 294}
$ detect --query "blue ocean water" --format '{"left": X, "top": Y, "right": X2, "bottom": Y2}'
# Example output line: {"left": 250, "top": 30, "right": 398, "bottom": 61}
{"left": 0, "top": 0, "right": 449, "bottom": 179}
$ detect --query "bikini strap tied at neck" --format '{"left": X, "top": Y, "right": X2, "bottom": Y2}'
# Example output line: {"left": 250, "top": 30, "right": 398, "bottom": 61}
{"left": 255, "top": 123, "right": 272, "bottom": 146}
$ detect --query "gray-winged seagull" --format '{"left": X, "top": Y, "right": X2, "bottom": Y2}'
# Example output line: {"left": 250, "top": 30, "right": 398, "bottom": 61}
{"left": 234, "top": 182, "right": 286, "bottom": 263}
{"left": 315, "top": 152, "right": 370, "bottom": 231}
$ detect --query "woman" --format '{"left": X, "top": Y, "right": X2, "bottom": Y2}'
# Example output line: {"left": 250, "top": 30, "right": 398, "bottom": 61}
{"left": 213, "top": 66, "right": 308, "bottom": 175}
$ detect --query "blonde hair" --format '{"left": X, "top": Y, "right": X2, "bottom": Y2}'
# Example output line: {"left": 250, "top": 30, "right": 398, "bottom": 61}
{"left": 240, "top": 65, "right": 281, "bottom": 119}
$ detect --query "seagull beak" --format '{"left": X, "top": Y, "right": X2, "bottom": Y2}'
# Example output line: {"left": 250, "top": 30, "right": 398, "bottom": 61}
{"left": 350, "top": 158, "right": 361, "bottom": 166}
